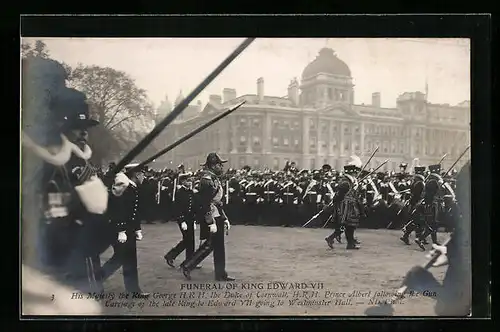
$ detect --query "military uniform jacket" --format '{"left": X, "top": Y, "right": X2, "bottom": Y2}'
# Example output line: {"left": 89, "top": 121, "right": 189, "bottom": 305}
{"left": 173, "top": 186, "right": 196, "bottom": 223}
{"left": 261, "top": 179, "right": 278, "bottom": 203}
{"left": 108, "top": 184, "right": 141, "bottom": 234}
{"left": 411, "top": 197, "right": 439, "bottom": 225}
{"left": 197, "top": 169, "right": 228, "bottom": 225}
{"left": 338, "top": 179, "right": 364, "bottom": 227}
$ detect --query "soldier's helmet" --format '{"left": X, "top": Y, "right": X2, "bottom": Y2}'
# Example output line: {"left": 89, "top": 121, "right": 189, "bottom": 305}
{"left": 428, "top": 164, "right": 441, "bottom": 175}
{"left": 51, "top": 87, "right": 99, "bottom": 131}
{"left": 200, "top": 152, "right": 228, "bottom": 167}
{"left": 322, "top": 164, "right": 332, "bottom": 172}
{"left": 414, "top": 166, "right": 426, "bottom": 176}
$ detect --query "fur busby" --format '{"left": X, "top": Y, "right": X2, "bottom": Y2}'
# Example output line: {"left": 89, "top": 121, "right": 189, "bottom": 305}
{"left": 22, "top": 56, "right": 68, "bottom": 146}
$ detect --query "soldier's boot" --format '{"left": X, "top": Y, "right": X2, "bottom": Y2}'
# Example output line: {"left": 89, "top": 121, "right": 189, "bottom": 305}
{"left": 400, "top": 236, "right": 410, "bottom": 245}
{"left": 430, "top": 231, "right": 440, "bottom": 245}
{"left": 163, "top": 254, "right": 175, "bottom": 268}
{"left": 180, "top": 240, "right": 212, "bottom": 280}
{"left": 345, "top": 226, "right": 360, "bottom": 250}
{"left": 325, "top": 235, "right": 335, "bottom": 249}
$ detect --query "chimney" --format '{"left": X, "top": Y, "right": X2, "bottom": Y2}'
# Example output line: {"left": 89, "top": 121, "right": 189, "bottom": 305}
{"left": 257, "top": 77, "right": 264, "bottom": 101}
{"left": 222, "top": 88, "right": 237, "bottom": 103}
{"left": 372, "top": 92, "right": 381, "bottom": 108}
{"left": 287, "top": 78, "right": 299, "bottom": 105}
{"left": 209, "top": 94, "right": 222, "bottom": 105}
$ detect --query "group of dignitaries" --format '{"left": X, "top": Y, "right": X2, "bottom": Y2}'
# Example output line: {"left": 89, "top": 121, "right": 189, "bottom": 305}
{"left": 21, "top": 56, "right": 234, "bottom": 297}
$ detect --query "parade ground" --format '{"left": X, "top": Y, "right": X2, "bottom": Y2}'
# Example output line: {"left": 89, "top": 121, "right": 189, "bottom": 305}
{"left": 100, "top": 223, "right": 448, "bottom": 316}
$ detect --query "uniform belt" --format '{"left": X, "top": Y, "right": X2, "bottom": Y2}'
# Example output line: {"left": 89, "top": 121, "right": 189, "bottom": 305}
{"left": 264, "top": 191, "right": 275, "bottom": 194}
{"left": 307, "top": 192, "right": 317, "bottom": 195}
{"left": 246, "top": 193, "right": 257, "bottom": 195}
{"left": 284, "top": 193, "right": 294, "bottom": 196}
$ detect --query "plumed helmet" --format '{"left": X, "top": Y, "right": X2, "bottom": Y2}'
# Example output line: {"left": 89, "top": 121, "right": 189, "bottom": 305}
{"left": 347, "top": 155, "right": 363, "bottom": 169}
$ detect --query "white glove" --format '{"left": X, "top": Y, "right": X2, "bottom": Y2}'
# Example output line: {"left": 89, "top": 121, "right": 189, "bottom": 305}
{"left": 209, "top": 224, "right": 217, "bottom": 233}
{"left": 229, "top": 188, "right": 235, "bottom": 193}
{"left": 193, "top": 223, "right": 197, "bottom": 230}
{"left": 224, "top": 219, "right": 231, "bottom": 231}
{"left": 118, "top": 231, "right": 127, "bottom": 243}
{"left": 135, "top": 230, "right": 143, "bottom": 241}
{"left": 181, "top": 222, "right": 188, "bottom": 231}
{"left": 425, "top": 244, "right": 448, "bottom": 267}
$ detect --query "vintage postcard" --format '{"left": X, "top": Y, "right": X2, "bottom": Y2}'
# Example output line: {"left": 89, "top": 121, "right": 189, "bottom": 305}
{"left": 20, "top": 36, "right": 472, "bottom": 317}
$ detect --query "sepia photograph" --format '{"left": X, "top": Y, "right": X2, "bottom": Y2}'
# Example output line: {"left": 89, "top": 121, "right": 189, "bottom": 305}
{"left": 20, "top": 36, "right": 472, "bottom": 317}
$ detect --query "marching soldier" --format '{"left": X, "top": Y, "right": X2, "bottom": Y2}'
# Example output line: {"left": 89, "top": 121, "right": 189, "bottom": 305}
{"left": 325, "top": 156, "right": 363, "bottom": 249}
{"left": 164, "top": 172, "right": 199, "bottom": 267}
{"left": 102, "top": 169, "right": 149, "bottom": 295}
{"left": 400, "top": 166, "right": 426, "bottom": 244}
{"left": 409, "top": 174, "right": 441, "bottom": 250}
{"left": 180, "top": 152, "right": 234, "bottom": 281}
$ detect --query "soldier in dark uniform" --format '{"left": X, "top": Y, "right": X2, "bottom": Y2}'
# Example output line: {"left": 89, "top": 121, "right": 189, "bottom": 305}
{"left": 164, "top": 172, "right": 198, "bottom": 267}
{"left": 261, "top": 170, "right": 279, "bottom": 226}
{"left": 407, "top": 175, "right": 441, "bottom": 250}
{"left": 400, "top": 168, "right": 426, "bottom": 244}
{"left": 50, "top": 87, "right": 109, "bottom": 293}
{"left": 22, "top": 61, "right": 108, "bottom": 294}
{"left": 325, "top": 156, "right": 363, "bottom": 249}
{"left": 102, "top": 169, "right": 149, "bottom": 295}
{"left": 180, "top": 152, "right": 234, "bottom": 281}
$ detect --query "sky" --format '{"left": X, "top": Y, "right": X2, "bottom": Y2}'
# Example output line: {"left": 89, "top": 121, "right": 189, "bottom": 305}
{"left": 23, "top": 38, "right": 470, "bottom": 109}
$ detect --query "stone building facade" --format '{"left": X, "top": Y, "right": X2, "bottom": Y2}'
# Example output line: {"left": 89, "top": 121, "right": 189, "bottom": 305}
{"left": 154, "top": 48, "right": 470, "bottom": 172}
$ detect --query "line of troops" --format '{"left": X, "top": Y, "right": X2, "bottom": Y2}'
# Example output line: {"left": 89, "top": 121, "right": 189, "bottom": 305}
{"left": 118, "top": 159, "right": 458, "bottom": 233}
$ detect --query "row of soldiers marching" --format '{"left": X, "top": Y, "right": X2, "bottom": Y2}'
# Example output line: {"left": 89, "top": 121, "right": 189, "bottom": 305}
{"left": 125, "top": 155, "right": 460, "bottom": 233}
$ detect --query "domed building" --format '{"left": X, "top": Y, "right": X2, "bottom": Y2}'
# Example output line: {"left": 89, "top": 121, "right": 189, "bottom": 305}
{"left": 155, "top": 48, "right": 470, "bottom": 172}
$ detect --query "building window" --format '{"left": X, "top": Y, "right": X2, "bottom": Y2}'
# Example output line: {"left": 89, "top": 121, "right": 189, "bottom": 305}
{"left": 344, "top": 143, "right": 349, "bottom": 151}
{"left": 273, "top": 119, "right": 279, "bottom": 127}
{"left": 294, "top": 139, "right": 300, "bottom": 146}
{"left": 322, "top": 141, "right": 328, "bottom": 149}
{"left": 240, "top": 118, "right": 247, "bottom": 125}
{"left": 375, "top": 126, "right": 380, "bottom": 135}
{"left": 283, "top": 138, "right": 289, "bottom": 146}
{"left": 400, "top": 142, "right": 405, "bottom": 154}
{"left": 328, "top": 87, "right": 333, "bottom": 99}
{"left": 310, "top": 139, "right": 316, "bottom": 149}
{"left": 253, "top": 119, "right": 260, "bottom": 126}
{"left": 309, "top": 119, "right": 315, "bottom": 128}
{"left": 391, "top": 142, "right": 396, "bottom": 153}
{"left": 284, "top": 120, "right": 289, "bottom": 127}
{"left": 355, "top": 144, "right": 360, "bottom": 152}
{"left": 253, "top": 137, "right": 261, "bottom": 145}
{"left": 272, "top": 137, "right": 279, "bottom": 146}
{"left": 240, "top": 136, "right": 247, "bottom": 143}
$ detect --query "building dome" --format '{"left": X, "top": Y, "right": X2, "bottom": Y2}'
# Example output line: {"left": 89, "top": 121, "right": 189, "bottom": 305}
{"left": 301, "top": 48, "right": 351, "bottom": 79}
